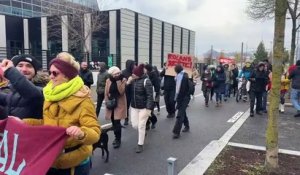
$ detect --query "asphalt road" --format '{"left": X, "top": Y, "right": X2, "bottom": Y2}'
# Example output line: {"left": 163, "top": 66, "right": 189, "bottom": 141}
{"left": 90, "top": 85, "right": 249, "bottom": 175}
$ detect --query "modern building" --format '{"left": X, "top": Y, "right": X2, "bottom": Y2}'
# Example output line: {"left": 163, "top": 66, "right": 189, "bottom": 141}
{"left": 0, "top": 8, "right": 195, "bottom": 70}
{"left": 0, "top": 0, "right": 98, "bottom": 18}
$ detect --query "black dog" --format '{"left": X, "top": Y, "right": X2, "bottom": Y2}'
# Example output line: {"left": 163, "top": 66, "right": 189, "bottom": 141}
{"left": 93, "top": 129, "right": 110, "bottom": 163}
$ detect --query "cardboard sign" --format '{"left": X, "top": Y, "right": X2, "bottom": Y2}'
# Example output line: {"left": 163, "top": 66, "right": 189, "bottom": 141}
{"left": 219, "top": 57, "right": 235, "bottom": 64}
{"left": 0, "top": 118, "right": 67, "bottom": 175}
{"left": 165, "top": 53, "right": 193, "bottom": 77}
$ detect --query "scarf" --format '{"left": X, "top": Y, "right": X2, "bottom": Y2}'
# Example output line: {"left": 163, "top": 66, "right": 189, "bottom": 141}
{"left": 43, "top": 76, "right": 84, "bottom": 102}
{"left": 109, "top": 77, "right": 120, "bottom": 98}
{"left": 174, "top": 70, "right": 184, "bottom": 100}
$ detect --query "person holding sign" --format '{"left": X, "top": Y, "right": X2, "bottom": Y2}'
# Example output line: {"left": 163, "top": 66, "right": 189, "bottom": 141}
{"left": 24, "top": 52, "right": 100, "bottom": 175}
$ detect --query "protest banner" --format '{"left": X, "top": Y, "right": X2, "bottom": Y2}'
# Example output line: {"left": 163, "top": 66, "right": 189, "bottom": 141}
{"left": 165, "top": 53, "right": 194, "bottom": 77}
{"left": 0, "top": 118, "right": 67, "bottom": 175}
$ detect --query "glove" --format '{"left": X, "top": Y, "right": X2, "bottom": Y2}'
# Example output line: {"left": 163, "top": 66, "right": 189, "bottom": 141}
{"left": 146, "top": 109, "right": 152, "bottom": 117}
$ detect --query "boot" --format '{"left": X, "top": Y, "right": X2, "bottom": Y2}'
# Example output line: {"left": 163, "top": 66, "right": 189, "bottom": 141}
{"left": 182, "top": 126, "right": 190, "bottom": 132}
{"left": 113, "top": 140, "right": 121, "bottom": 149}
{"left": 124, "top": 118, "right": 129, "bottom": 126}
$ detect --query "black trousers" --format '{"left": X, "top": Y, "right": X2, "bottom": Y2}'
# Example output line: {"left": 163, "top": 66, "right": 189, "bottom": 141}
{"left": 96, "top": 93, "right": 105, "bottom": 117}
{"left": 203, "top": 88, "right": 211, "bottom": 104}
{"left": 164, "top": 89, "right": 176, "bottom": 115}
{"left": 173, "top": 97, "right": 190, "bottom": 135}
{"left": 111, "top": 110, "right": 122, "bottom": 141}
{"left": 125, "top": 91, "right": 132, "bottom": 121}
{"left": 250, "top": 91, "right": 263, "bottom": 113}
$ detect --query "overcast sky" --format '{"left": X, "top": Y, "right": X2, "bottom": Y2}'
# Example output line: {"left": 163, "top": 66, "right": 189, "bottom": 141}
{"left": 99, "top": 0, "right": 293, "bottom": 56}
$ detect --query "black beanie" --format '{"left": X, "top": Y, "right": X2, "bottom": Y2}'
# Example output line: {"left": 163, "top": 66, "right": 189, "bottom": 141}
{"left": 11, "top": 54, "right": 40, "bottom": 75}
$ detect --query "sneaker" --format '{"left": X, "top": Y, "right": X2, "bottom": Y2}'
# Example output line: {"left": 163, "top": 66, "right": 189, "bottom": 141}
{"left": 135, "top": 145, "right": 143, "bottom": 153}
{"left": 294, "top": 113, "right": 300, "bottom": 117}
{"left": 182, "top": 127, "right": 190, "bottom": 132}
{"left": 250, "top": 112, "right": 254, "bottom": 117}
{"left": 205, "top": 103, "right": 209, "bottom": 107}
{"left": 151, "top": 123, "right": 156, "bottom": 129}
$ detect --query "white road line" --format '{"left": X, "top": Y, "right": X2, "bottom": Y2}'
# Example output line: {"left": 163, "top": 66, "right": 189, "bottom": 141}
{"left": 227, "top": 112, "right": 244, "bottom": 123}
{"left": 179, "top": 108, "right": 250, "bottom": 175}
{"left": 228, "top": 142, "right": 300, "bottom": 156}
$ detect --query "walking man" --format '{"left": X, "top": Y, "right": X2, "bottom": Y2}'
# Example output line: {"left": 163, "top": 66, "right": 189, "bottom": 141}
{"left": 289, "top": 60, "right": 300, "bottom": 117}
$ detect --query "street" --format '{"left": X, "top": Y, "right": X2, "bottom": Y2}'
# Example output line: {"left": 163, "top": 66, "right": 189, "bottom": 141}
{"left": 90, "top": 84, "right": 250, "bottom": 175}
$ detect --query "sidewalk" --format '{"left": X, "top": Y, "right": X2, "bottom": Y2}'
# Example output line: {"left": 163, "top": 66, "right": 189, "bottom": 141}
{"left": 230, "top": 107, "right": 300, "bottom": 151}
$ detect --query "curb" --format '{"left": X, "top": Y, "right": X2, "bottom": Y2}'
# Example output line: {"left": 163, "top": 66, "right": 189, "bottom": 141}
{"left": 228, "top": 142, "right": 300, "bottom": 156}
{"left": 179, "top": 109, "right": 250, "bottom": 175}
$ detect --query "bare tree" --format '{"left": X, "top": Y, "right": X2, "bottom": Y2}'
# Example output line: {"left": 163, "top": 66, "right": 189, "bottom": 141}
{"left": 266, "top": 0, "right": 287, "bottom": 172}
{"left": 47, "top": 0, "right": 108, "bottom": 62}
{"left": 247, "top": 0, "right": 299, "bottom": 65}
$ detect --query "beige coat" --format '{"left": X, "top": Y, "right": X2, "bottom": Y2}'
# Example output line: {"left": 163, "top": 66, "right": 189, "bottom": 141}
{"left": 104, "top": 79, "right": 127, "bottom": 120}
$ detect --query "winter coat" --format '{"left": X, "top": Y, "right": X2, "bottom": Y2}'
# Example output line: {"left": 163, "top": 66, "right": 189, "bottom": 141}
{"left": 224, "top": 69, "right": 232, "bottom": 84}
{"left": 160, "top": 68, "right": 176, "bottom": 91}
{"left": 0, "top": 67, "right": 44, "bottom": 119}
{"left": 104, "top": 78, "right": 127, "bottom": 120}
{"left": 79, "top": 69, "right": 94, "bottom": 88}
{"left": 148, "top": 71, "right": 160, "bottom": 93}
{"left": 201, "top": 71, "right": 213, "bottom": 91}
{"left": 289, "top": 66, "right": 300, "bottom": 90}
{"left": 249, "top": 69, "right": 269, "bottom": 92}
{"left": 176, "top": 72, "right": 192, "bottom": 102}
{"left": 281, "top": 74, "right": 290, "bottom": 92}
{"left": 96, "top": 70, "right": 109, "bottom": 95}
{"left": 231, "top": 68, "right": 239, "bottom": 86}
{"left": 24, "top": 86, "right": 100, "bottom": 169}
{"left": 212, "top": 68, "right": 226, "bottom": 93}
{"left": 122, "top": 60, "right": 135, "bottom": 102}
{"left": 0, "top": 82, "right": 10, "bottom": 119}
{"left": 130, "top": 75, "right": 154, "bottom": 110}
{"left": 239, "top": 66, "right": 253, "bottom": 80}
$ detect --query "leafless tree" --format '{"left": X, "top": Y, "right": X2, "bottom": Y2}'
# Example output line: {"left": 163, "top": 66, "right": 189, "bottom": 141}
{"left": 247, "top": 0, "right": 299, "bottom": 65}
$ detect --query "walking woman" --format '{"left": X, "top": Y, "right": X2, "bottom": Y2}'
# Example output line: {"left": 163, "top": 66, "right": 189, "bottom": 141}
{"left": 213, "top": 65, "right": 226, "bottom": 107}
{"left": 201, "top": 66, "right": 213, "bottom": 107}
{"left": 280, "top": 70, "right": 290, "bottom": 113}
{"left": 104, "top": 66, "right": 127, "bottom": 148}
{"left": 127, "top": 64, "right": 153, "bottom": 153}
{"left": 24, "top": 52, "right": 100, "bottom": 175}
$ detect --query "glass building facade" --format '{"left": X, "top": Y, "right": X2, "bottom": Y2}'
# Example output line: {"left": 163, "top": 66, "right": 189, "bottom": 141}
{"left": 0, "top": 0, "right": 99, "bottom": 18}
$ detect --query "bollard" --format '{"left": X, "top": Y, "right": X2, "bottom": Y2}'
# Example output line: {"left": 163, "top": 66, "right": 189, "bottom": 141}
{"left": 167, "top": 157, "right": 177, "bottom": 175}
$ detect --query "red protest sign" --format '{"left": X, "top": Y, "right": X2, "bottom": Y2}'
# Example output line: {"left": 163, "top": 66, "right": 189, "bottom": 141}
{"left": 166, "top": 53, "right": 193, "bottom": 77}
{"left": 219, "top": 57, "right": 235, "bottom": 64}
{"left": 0, "top": 118, "right": 67, "bottom": 175}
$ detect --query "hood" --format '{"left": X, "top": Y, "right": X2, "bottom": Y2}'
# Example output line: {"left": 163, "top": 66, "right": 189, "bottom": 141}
{"left": 32, "top": 71, "right": 50, "bottom": 87}
{"left": 216, "top": 66, "right": 224, "bottom": 73}
{"left": 73, "top": 85, "right": 91, "bottom": 98}
{"left": 125, "top": 60, "right": 135, "bottom": 73}
{"left": 99, "top": 62, "right": 107, "bottom": 73}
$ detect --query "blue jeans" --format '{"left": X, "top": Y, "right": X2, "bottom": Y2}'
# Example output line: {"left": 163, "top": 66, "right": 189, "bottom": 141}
{"left": 215, "top": 92, "right": 222, "bottom": 103}
{"left": 224, "top": 83, "right": 231, "bottom": 99}
{"left": 262, "top": 91, "right": 268, "bottom": 111}
{"left": 291, "top": 88, "right": 300, "bottom": 111}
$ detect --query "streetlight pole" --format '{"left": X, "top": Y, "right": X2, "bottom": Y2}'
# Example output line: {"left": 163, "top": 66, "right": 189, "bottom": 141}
{"left": 240, "top": 42, "right": 244, "bottom": 68}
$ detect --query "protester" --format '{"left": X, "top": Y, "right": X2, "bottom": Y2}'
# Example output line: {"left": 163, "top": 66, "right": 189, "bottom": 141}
{"left": 261, "top": 61, "right": 272, "bottom": 113}
{"left": 212, "top": 65, "right": 226, "bottom": 107}
{"left": 24, "top": 52, "right": 100, "bottom": 175}
{"left": 79, "top": 61, "right": 94, "bottom": 88}
{"left": 223, "top": 64, "right": 232, "bottom": 101}
{"left": 280, "top": 70, "right": 290, "bottom": 113}
{"left": 0, "top": 55, "right": 43, "bottom": 119}
{"left": 153, "top": 66, "right": 161, "bottom": 114}
{"left": 209, "top": 66, "right": 216, "bottom": 101}
{"left": 160, "top": 63, "right": 176, "bottom": 118}
{"left": 145, "top": 64, "right": 160, "bottom": 130}
{"left": 191, "top": 66, "right": 200, "bottom": 98}
{"left": 249, "top": 62, "right": 269, "bottom": 117}
{"left": 288, "top": 60, "right": 300, "bottom": 117}
{"left": 127, "top": 64, "right": 153, "bottom": 153}
{"left": 231, "top": 64, "right": 239, "bottom": 97}
{"left": 201, "top": 65, "right": 213, "bottom": 107}
{"left": 0, "top": 67, "right": 9, "bottom": 119}
{"left": 172, "top": 64, "right": 192, "bottom": 139}
{"left": 96, "top": 62, "right": 109, "bottom": 117}
{"left": 122, "top": 59, "right": 136, "bottom": 125}
{"left": 105, "top": 66, "right": 127, "bottom": 149}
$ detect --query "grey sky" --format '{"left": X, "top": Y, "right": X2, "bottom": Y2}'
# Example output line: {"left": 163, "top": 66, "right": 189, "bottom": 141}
{"left": 100, "top": 0, "right": 292, "bottom": 56}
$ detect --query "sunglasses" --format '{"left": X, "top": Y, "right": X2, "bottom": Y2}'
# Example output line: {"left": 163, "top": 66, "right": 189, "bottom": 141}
{"left": 49, "top": 71, "right": 60, "bottom": 77}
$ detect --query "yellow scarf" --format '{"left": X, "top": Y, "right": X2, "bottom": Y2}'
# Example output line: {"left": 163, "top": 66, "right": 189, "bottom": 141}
{"left": 43, "top": 76, "right": 84, "bottom": 102}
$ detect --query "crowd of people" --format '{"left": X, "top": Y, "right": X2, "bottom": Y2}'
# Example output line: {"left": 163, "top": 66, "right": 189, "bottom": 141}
{"left": 0, "top": 51, "right": 300, "bottom": 175}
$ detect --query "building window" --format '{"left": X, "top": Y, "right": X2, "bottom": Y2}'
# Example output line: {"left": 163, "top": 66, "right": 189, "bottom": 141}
{"left": 12, "top": 1, "right": 22, "bottom": 8}
{"left": 22, "top": 0, "right": 32, "bottom": 3}
{"left": 32, "top": 5, "right": 41, "bottom": 12}
{"left": 22, "top": 3, "right": 32, "bottom": 10}
{"left": 0, "top": 0, "right": 11, "bottom": 6}
{"left": 32, "top": 0, "right": 41, "bottom": 5}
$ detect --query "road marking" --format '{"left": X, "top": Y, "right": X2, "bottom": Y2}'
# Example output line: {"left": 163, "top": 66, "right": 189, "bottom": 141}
{"left": 227, "top": 112, "right": 244, "bottom": 123}
{"left": 179, "top": 108, "right": 250, "bottom": 175}
{"left": 228, "top": 142, "right": 300, "bottom": 156}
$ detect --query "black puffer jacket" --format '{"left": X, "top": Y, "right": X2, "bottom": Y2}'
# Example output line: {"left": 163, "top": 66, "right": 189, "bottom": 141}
{"left": 130, "top": 75, "right": 154, "bottom": 110}
{"left": 160, "top": 68, "right": 175, "bottom": 91}
{"left": 289, "top": 66, "right": 300, "bottom": 90}
{"left": 249, "top": 69, "right": 269, "bottom": 92}
{"left": 0, "top": 67, "right": 44, "bottom": 119}
{"left": 148, "top": 71, "right": 160, "bottom": 93}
